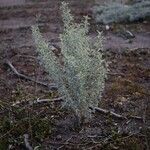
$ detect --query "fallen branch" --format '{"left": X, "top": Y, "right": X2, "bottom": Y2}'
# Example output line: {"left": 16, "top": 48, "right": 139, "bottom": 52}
{"left": 23, "top": 134, "right": 33, "bottom": 150}
{"left": 91, "top": 106, "right": 126, "bottom": 119}
{"left": 12, "top": 97, "right": 64, "bottom": 106}
{"left": 90, "top": 107, "right": 143, "bottom": 121}
{"left": 129, "top": 115, "right": 143, "bottom": 121}
{"left": 5, "top": 60, "right": 57, "bottom": 90}
{"left": 35, "top": 97, "right": 64, "bottom": 104}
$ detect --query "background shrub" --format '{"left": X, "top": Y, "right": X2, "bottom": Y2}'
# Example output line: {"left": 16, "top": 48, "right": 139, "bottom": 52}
{"left": 93, "top": 0, "right": 150, "bottom": 24}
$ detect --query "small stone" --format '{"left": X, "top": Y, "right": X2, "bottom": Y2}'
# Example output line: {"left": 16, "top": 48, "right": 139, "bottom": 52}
{"left": 105, "top": 25, "right": 110, "bottom": 30}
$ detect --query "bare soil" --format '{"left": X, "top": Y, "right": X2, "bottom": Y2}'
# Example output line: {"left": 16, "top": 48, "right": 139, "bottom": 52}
{"left": 0, "top": 0, "right": 150, "bottom": 149}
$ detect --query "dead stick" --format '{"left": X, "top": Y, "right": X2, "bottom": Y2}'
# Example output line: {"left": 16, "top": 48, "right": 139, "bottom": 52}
{"left": 91, "top": 107, "right": 143, "bottom": 120}
{"left": 129, "top": 115, "right": 143, "bottom": 121}
{"left": 35, "top": 96, "right": 64, "bottom": 104}
{"left": 12, "top": 97, "right": 64, "bottom": 106}
{"left": 5, "top": 60, "right": 57, "bottom": 89}
{"left": 92, "top": 107, "right": 126, "bottom": 119}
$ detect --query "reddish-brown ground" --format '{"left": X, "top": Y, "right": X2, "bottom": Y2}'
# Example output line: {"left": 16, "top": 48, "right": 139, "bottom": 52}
{"left": 0, "top": 0, "right": 150, "bottom": 149}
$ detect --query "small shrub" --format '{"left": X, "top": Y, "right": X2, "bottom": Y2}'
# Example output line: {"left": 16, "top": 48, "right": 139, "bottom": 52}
{"left": 93, "top": 0, "right": 150, "bottom": 24}
{"left": 32, "top": 2, "right": 107, "bottom": 122}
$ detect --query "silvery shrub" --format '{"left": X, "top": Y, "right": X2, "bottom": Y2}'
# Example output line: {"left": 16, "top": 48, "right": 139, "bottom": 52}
{"left": 32, "top": 2, "right": 107, "bottom": 122}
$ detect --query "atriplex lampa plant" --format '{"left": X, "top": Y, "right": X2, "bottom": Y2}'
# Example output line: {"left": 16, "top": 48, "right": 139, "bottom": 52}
{"left": 32, "top": 2, "right": 107, "bottom": 123}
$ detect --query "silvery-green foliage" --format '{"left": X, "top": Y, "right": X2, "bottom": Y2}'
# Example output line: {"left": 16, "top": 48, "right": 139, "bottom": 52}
{"left": 32, "top": 2, "right": 107, "bottom": 120}
{"left": 93, "top": 0, "right": 150, "bottom": 24}
{"left": 32, "top": 25, "right": 72, "bottom": 104}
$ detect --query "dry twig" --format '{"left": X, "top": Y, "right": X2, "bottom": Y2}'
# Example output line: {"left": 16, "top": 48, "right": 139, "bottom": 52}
{"left": 12, "top": 97, "right": 64, "bottom": 106}
{"left": 90, "top": 106, "right": 143, "bottom": 121}
{"left": 91, "top": 106, "right": 126, "bottom": 119}
{"left": 5, "top": 60, "right": 57, "bottom": 90}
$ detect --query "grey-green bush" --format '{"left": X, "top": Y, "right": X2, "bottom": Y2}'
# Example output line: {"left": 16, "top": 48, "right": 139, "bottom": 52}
{"left": 93, "top": 0, "right": 150, "bottom": 24}
{"left": 32, "top": 2, "right": 107, "bottom": 121}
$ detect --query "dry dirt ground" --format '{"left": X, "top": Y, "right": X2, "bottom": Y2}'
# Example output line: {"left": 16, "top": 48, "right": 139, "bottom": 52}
{"left": 0, "top": 0, "right": 150, "bottom": 149}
